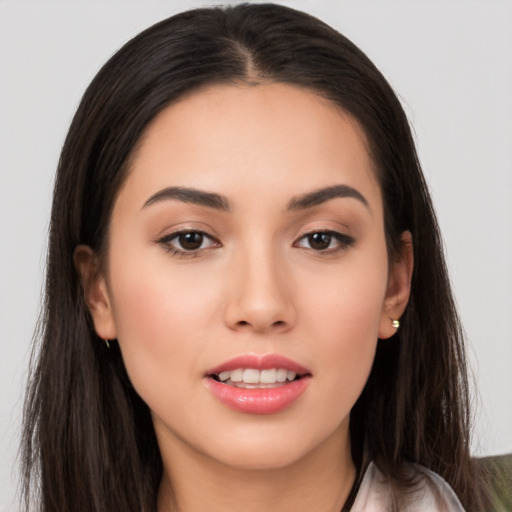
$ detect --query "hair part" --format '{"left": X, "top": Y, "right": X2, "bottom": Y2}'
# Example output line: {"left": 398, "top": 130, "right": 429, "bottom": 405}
{"left": 22, "top": 4, "right": 488, "bottom": 511}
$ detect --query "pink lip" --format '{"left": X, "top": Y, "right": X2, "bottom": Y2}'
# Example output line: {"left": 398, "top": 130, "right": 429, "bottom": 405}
{"left": 206, "top": 353, "right": 310, "bottom": 376}
{"left": 205, "top": 354, "right": 312, "bottom": 415}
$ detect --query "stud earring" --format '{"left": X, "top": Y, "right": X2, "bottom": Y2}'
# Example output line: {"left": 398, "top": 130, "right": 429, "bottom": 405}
{"left": 391, "top": 319, "right": 400, "bottom": 329}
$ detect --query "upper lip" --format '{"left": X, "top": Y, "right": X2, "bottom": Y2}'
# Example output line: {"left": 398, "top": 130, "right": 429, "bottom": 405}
{"left": 206, "top": 353, "right": 311, "bottom": 376}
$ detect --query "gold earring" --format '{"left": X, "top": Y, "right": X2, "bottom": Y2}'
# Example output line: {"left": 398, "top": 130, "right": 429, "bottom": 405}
{"left": 391, "top": 319, "right": 400, "bottom": 329}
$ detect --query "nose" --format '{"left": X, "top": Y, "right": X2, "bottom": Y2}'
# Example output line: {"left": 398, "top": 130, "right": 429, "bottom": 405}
{"left": 224, "top": 246, "right": 296, "bottom": 334}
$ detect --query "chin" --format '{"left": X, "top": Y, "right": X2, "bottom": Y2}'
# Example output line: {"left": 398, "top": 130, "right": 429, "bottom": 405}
{"left": 213, "top": 442, "right": 310, "bottom": 472}
{"left": 200, "top": 418, "right": 348, "bottom": 472}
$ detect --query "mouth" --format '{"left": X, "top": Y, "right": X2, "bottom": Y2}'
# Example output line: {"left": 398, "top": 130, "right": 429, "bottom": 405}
{"left": 208, "top": 368, "right": 306, "bottom": 389}
{"left": 205, "top": 354, "right": 312, "bottom": 414}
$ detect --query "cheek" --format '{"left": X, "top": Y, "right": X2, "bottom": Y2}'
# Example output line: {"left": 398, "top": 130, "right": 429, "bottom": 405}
{"left": 107, "top": 255, "right": 222, "bottom": 397}
{"left": 305, "top": 251, "right": 388, "bottom": 331}
{"left": 301, "top": 256, "right": 388, "bottom": 395}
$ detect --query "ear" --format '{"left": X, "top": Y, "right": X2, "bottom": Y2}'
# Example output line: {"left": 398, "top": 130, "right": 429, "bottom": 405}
{"left": 378, "top": 231, "right": 414, "bottom": 339}
{"left": 73, "top": 245, "right": 117, "bottom": 340}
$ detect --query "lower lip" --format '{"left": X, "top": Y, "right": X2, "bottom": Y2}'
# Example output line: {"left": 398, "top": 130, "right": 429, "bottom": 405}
{"left": 205, "top": 377, "right": 311, "bottom": 415}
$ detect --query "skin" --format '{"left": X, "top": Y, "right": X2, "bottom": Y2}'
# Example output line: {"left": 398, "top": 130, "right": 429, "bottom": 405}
{"left": 76, "top": 83, "right": 413, "bottom": 512}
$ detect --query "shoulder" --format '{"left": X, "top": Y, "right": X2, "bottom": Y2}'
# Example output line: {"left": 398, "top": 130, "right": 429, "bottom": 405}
{"left": 350, "top": 461, "right": 466, "bottom": 512}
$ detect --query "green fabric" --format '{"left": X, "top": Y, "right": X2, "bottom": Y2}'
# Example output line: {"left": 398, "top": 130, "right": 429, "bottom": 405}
{"left": 477, "top": 454, "right": 512, "bottom": 512}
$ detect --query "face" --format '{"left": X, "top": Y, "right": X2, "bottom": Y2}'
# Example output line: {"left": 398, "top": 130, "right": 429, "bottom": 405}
{"left": 81, "top": 83, "right": 411, "bottom": 473}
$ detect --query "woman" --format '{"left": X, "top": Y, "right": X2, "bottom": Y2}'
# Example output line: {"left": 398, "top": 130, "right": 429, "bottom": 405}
{"left": 21, "top": 4, "right": 489, "bottom": 511}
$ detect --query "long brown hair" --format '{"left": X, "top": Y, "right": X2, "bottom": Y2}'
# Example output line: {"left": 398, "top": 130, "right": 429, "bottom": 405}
{"left": 22, "top": 4, "right": 487, "bottom": 511}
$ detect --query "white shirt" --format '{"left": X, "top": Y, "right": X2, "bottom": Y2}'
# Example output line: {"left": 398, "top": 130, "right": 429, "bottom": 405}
{"left": 350, "top": 462, "right": 466, "bottom": 511}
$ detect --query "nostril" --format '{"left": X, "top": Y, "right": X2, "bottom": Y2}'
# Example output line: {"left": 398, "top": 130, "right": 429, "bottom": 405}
{"left": 234, "top": 319, "right": 286, "bottom": 330}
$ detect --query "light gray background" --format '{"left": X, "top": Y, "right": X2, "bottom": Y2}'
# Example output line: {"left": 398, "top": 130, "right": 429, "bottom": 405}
{"left": 1, "top": 1, "right": 511, "bottom": 510}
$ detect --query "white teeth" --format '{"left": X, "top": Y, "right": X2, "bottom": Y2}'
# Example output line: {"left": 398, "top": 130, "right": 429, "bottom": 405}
{"left": 229, "top": 368, "right": 243, "bottom": 382}
{"left": 276, "top": 369, "right": 287, "bottom": 382}
{"left": 214, "top": 368, "right": 300, "bottom": 386}
{"left": 243, "top": 369, "right": 260, "bottom": 384}
{"left": 260, "top": 369, "right": 277, "bottom": 384}
{"left": 218, "top": 371, "right": 231, "bottom": 382}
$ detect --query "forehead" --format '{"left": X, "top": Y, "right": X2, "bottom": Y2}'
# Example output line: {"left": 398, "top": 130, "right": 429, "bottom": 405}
{"left": 121, "top": 83, "right": 381, "bottom": 211}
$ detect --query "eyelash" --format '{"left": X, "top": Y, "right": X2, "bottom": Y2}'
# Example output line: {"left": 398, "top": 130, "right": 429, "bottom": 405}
{"left": 158, "top": 230, "right": 221, "bottom": 258}
{"left": 293, "top": 230, "right": 355, "bottom": 253}
{"left": 157, "top": 229, "right": 355, "bottom": 258}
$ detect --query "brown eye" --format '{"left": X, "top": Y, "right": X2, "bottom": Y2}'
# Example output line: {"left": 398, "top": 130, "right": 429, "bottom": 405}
{"left": 307, "top": 232, "right": 333, "bottom": 251}
{"left": 158, "top": 230, "right": 219, "bottom": 256}
{"left": 178, "top": 232, "right": 204, "bottom": 251}
{"left": 295, "top": 230, "right": 355, "bottom": 253}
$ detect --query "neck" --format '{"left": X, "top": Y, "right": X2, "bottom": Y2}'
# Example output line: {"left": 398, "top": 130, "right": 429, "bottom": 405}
{"left": 157, "top": 427, "right": 356, "bottom": 512}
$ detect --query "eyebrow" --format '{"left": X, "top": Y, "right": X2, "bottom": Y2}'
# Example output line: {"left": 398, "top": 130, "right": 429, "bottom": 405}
{"left": 142, "top": 186, "right": 231, "bottom": 211}
{"left": 287, "top": 184, "right": 370, "bottom": 211}
{"left": 142, "top": 184, "right": 369, "bottom": 213}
